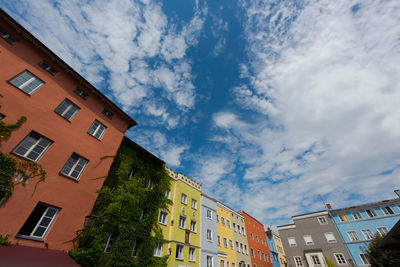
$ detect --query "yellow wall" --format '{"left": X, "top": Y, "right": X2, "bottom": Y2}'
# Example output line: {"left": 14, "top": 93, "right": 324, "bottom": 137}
{"left": 159, "top": 167, "right": 202, "bottom": 267}
{"left": 273, "top": 232, "right": 287, "bottom": 267}
{"left": 216, "top": 203, "right": 237, "bottom": 266}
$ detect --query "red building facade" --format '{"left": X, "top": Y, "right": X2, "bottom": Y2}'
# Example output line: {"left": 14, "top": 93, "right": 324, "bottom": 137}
{"left": 0, "top": 9, "right": 136, "bottom": 251}
{"left": 239, "top": 211, "right": 273, "bottom": 267}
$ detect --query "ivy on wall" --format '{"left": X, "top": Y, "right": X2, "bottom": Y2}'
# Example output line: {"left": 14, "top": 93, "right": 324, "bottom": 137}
{"left": 69, "top": 138, "right": 171, "bottom": 267}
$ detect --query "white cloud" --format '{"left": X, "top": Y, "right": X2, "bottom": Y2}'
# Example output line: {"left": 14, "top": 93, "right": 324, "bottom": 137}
{"left": 210, "top": 0, "right": 400, "bottom": 224}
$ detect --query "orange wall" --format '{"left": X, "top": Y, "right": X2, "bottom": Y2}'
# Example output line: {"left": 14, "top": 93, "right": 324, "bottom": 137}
{"left": 0, "top": 20, "right": 131, "bottom": 251}
{"left": 239, "top": 211, "right": 273, "bottom": 267}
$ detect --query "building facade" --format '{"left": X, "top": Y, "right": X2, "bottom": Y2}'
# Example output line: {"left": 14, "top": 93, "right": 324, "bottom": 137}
{"left": 216, "top": 202, "right": 238, "bottom": 267}
{"left": 239, "top": 211, "right": 272, "bottom": 267}
{"left": 0, "top": 9, "right": 136, "bottom": 251}
{"left": 272, "top": 231, "right": 287, "bottom": 267}
{"left": 330, "top": 197, "right": 400, "bottom": 266}
{"left": 231, "top": 210, "right": 252, "bottom": 267}
{"left": 161, "top": 167, "right": 202, "bottom": 267}
{"left": 265, "top": 228, "right": 281, "bottom": 267}
{"left": 200, "top": 194, "right": 219, "bottom": 267}
{"left": 277, "top": 211, "right": 352, "bottom": 267}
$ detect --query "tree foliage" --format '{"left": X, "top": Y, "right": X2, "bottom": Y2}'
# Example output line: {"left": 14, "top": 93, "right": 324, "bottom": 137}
{"left": 69, "top": 138, "right": 171, "bottom": 267}
{"left": 364, "top": 233, "right": 400, "bottom": 267}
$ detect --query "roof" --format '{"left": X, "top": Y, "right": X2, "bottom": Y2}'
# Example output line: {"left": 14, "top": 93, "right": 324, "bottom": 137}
{"left": 0, "top": 8, "right": 137, "bottom": 128}
{"left": 379, "top": 218, "right": 400, "bottom": 250}
{"left": 0, "top": 245, "right": 80, "bottom": 267}
{"left": 238, "top": 210, "right": 265, "bottom": 226}
{"left": 331, "top": 198, "right": 400, "bottom": 213}
{"left": 123, "top": 137, "right": 164, "bottom": 164}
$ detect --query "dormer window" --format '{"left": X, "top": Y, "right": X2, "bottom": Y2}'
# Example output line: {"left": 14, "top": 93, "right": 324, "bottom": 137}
{"left": 39, "top": 61, "right": 58, "bottom": 75}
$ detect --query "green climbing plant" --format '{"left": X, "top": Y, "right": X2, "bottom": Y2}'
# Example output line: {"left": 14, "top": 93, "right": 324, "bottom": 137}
{"left": 69, "top": 138, "right": 171, "bottom": 267}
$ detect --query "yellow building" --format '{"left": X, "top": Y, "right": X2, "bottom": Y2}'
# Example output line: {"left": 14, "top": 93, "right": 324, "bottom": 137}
{"left": 273, "top": 231, "right": 287, "bottom": 267}
{"left": 158, "top": 166, "right": 202, "bottom": 267}
{"left": 216, "top": 201, "right": 238, "bottom": 267}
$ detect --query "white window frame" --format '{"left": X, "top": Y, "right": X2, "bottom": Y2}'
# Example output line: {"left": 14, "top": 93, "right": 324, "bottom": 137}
{"left": 104, "top": 233, "right": 115, "bottom": 253}
{"left": 165, "top": 189, "right": 171, "bottom": 198}
{"left": 304, "top": 235, "right": 314, "bottom": 245}
{"left": 207, "top": 229, "right": 213, "bottom": 241}
{"left": 294, "top": 256, "right": 303, "bottom": 267}
{"left": 233, "top": 222, "right": 237, "bottom": 232}
{"left": 218, "top": 235, "right": 221, "bottom": 246}
{"left": 351, "top": 211, "right": 362, "bottom": 220}
{"left": 242, "top": 226, "right": 246, "bottom": 236}
{"left": 13, "top": 131, "right": 52, "bottom": 162}
{"left": 176, "top": 244, "right": 184, "bottom": 260}
{"left": 189, "top": 247, "right": 195, "bottom": 262}
{"left": 365, "top": 209, "right": 377, "bottom": 218}
{"left": 153, "top": 242, "right": 163, "bottom": 257}
{"left": 179, "top": 215, "right": 186, "bottom": 229}
{"left": 191, "top": 199, "right": 197, "bottom": 209}
{"left": 207, "top": 255, "right": 213, "bottom": 267}
{"left": 381, "top": 206, "right": 394, "bottom": 215}
{"left": 181, "top": 193, "right": 187, "bottom": 204}
{"left": 227, "top": 219, "right": 231, "bottom": 228}
{"left": 207, "top": 209, "right": 212, "bottom": 219}
{"left": 347, "top": 231, "right": 360, "bottom": 241}
{"left": 288, "top": 237, "right": 297, "bottom": 247}
{"left": 317, "top": 216, "right": 328, "bottom": 225}
{"left": 60, "top": 153, "right": 88, "bottom": 180}
{"left": 159, "top": 210, "right": 168, "bottom": 225}
{"left": 88, "top": 120, "right": 106, "bottom": 139}
{"left": 310, "top": 255, "right": 321, "bottom": 265}
{"left": 131, "top": 240, "right": 137, "bottom": 258}
{"left": 229, "top": 239, "right": 233, "bottom": 249}
{"left": 190, "top": 220, "right": 196, "bottom": 232}
{"left": 221, "top": 217, "right": 225, "bottom": 226}
{"left": 361, "top": 229, "right": 374, "bottom": 240}
{"left": 360, "top": 253, "right": 370, "bottom": 265}
{"left": 377, "top": 226, "right": 388, "bottom": 237}
{"left": 9, "top": 70, "right": 44, "bottom": 94}
{"left": 324, "top": 232, "right": 336, "bottom": 243}
{"left": 54, "top": 99, "right": 80, "bottom": 121}
{"left": 236, "top": 241, "right": 240, "bottom": 252}
{"left": 334, "top": 253, "right": 347, "bottom": 265}
{"left": 223, "top": 237, "right": 228, "bottom": 248}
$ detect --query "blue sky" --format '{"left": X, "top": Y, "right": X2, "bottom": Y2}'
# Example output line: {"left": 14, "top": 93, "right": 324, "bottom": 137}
{"left": 2, "top": 0, "right": 400, "bottom": 227}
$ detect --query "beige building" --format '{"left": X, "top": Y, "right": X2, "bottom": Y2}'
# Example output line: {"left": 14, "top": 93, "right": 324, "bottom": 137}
{"left": 272, "top": 231, "right": 287, "bottom": 267}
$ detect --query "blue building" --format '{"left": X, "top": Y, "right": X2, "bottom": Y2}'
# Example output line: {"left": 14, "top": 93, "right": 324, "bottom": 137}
{"left": 330, "top": 197, "right": 400, "bottom": 266}
{"left": 265, "top": 227, "right": 281, "bottom": 267}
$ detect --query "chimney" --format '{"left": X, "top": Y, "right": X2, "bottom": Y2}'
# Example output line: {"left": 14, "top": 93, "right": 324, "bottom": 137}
{"left": 326, "top": 203, "right": 332, "bottom": 210}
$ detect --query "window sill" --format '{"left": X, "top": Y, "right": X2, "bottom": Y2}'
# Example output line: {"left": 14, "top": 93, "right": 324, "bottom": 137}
{"left": 15, "top": 234, "right": 44, "bottom": 242}
{"left": 159, "top": 222, "right": 167, "bottom": 226}
{"left": 176, "top": 258, "right": 184, "bottom": 261}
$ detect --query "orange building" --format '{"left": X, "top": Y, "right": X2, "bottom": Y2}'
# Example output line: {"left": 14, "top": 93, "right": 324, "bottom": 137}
{"left": 239, "top": 211, "right": 273, "bottom": 267}
{"left": 0, "top": 9, "right": 136, "bottom": 251}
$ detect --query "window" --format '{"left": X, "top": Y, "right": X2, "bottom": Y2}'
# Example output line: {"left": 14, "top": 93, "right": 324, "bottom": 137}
{"left": 251, "top": 248, "right": 254, "bottom": 257}
{"left": 310, "top": 255, "right": 321, "bottom": 265}
{"left": 104, "top": 234, "right": 115, "bottom": 253}
{"left": 223, "top": 237, "right": 228, "bottom": 248}
{"left": 191, "top": 199, "right": 197, "bottom": 209}
{"left": 256, "top": 235, "right": 259, "bottom": 242}
{"left": 179, "top": 216, "right": 186, "bottom": 229}
{"left": 190, "top": 220, "right": 196, "bottom": 232}
{"left": 324, "top": 232, "right": 336, "bottom": 243}
{"left": 218, "top": 235, "right": 221, "bottom": 246}
{"left": 236, "top": 241, "right": 240, "bottom": 251}
{"left": 102, "top": 108, "right": 113, "bottom": 119}
{"left": 229, "top": 239, "right": 233, "bottom": 249}
{"left": 131, "top": 240, "right": 137, "bottom": 258}
{"left": 207, "top": 229, "right": 213, "bottom": 241}
{"left": 207, "top": 209, "right": 212, "bottom": 219}
{"left": 176, "top": 244, "right": 183, "bottom": 260}
{"left": 54, "top": 99, "right": 80, "bottom": 121}
{"left": 216, "top": 214, "right": 219, "bottom": 223}
{"left": 189, "top": 247, "right": 195, "bottom": 261}
{"left": 288, "top": 237, "right": 297, "bottom": 247}
{"left": 304, "top": 235, "right": 314, "bottom": 245}
{"left": 13, "top": 131, "right": 52, "bottom": 162}
{"left": 39, "top": 61, "right": 58, "bottom": 75}
{"left": 366, "top": 209, "right": 377, "bottom": 218}
{"left": 17, "top": 202, "right": 59, "bottom": 240}
{"left": 338, "top": 214, "right": 348, "bottom": 222}
{"left": 258, "top": 251, "right": 261, "bottom": 259}
{"left": 334, "top": 253, "right": 347, "bottom": 265}
{"left": 242, "top": 226, "right": 245, "bottom": 235}
{"left": 9, "top": 70, "right": 44, "bottom": 94}
{"left": 60, "top": 153, "right": 88, "bottom": 180}
{"left": 181, "top": 193, "right": 187, "bottom": 204}
{"left": 347, "top": 231, "right": 360, "bottom": 241}
{"left": 74, "top": 87, "right": 88, "bottom": 99}
{"left": 88, "top": 120, "right": 106, "bottom": 139}
{"left": 238, "top": 225, "right": 241, "bottom": 233}
{"left": 207, "top": 255, "right": 213, "bottom": 267}
{"left": 233, "top": 222, "right": 236, "bottom": 232}
{"left": 244, "top": 244, "right": 248, "bottom": 255}
{"left": 381, "top": 206, "right": 394, "bottom": 215}
{"left": 220, "top": 259, "right": 225, "bottom": 267}
{"left": 153, "top": 242, "right": 163, "bottom": 257}
{"left": 0, "top": 26, "right": 18, "bottom": 44}
{"left": 294, "top": 256, "right": 303, "bottom": 267}
{"left": 377, "top": 227, "right": 389, "bottom": 237}
{"left": 159, "top": 210, "right": 168, "bottom": 225}
{"left": 232, "top": 263, "right": 235, "bottom": 267}
{"left": 360, "top": 253, "right": 370, "bottom": 265}
{"left": 165, "top": 189, "right": 170, "bottom": 198}
{"left": 352, "top": 211, "right": 362, "bottom": 220}
{"left": 362, "top": 229, "right": 374, "bottom": 240}
{"left": 240, "top": 243, "right": 243, "bottom": 253}
{"left": 227, "top": 220, "right": 231, "bottom": 228}
{"left": 262, "top": 253, "right": 265, "bottom": 260}
{"left": 146, "top": 179, "right": 154, "bottom": 189}
{"left": 317, "top": 216, "right": 328, "bottom": 225}
{"left": 221, "top": 217, "right": 225, "bottom": 226}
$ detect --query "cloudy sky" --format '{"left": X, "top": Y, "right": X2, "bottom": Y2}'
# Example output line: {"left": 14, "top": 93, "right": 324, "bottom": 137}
{"left": 2, "top": 0, "right": 400, "bottom": 227}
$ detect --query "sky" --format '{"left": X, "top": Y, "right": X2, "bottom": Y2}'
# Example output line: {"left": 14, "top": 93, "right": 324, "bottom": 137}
{"left": 2, "top": 0, "right": 400, "bottom": 227}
